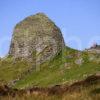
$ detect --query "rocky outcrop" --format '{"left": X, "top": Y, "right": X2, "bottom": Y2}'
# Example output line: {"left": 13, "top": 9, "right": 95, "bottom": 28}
{"left": 9, "top": 13, "right": 65, "bottom": 64}
{"left": 85, "top": 44, "right": 100, "bottom": 54}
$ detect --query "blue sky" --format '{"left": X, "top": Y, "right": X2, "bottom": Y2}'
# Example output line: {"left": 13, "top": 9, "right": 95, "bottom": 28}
{"left": 0, "top": 0, "right": 100, "bottom": 57}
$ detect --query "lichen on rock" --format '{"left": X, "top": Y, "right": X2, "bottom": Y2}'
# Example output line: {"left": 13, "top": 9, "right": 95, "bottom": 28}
{"left": 9, "top": 13, "right": 65, "bottom": 64}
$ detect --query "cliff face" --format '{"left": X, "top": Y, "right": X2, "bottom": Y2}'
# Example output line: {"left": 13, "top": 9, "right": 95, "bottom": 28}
{"left": 9, "top": 13, "right": 65, "bottom": 64}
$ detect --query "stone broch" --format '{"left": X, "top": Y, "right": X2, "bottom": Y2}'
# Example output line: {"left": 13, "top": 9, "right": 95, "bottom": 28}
{"left": 9, "top": 13, "right": 65, "bottom": 64}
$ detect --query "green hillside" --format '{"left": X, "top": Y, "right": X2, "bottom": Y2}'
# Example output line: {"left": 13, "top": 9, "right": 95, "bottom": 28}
{"left": 0, "top": 47, "right": 99, "bottom": 89}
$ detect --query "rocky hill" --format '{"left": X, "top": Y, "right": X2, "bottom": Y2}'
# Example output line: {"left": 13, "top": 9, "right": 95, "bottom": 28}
{"left": 0, "top": 13, "right": 100, "bottom": 100}
{"left": 9, "top": 13, "right": 65, "bottom": 65}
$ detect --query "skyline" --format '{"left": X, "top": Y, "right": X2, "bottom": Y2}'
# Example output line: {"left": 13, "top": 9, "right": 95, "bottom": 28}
{"left": 0, "top": 0, "right": 100, "bottom": 57}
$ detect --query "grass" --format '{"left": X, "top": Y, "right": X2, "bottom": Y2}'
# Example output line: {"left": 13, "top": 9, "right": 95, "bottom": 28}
{"left": 13, "top": 47, "right": 100, "bottom": 89}
{"left": 0, "top": 46, "right": 100, "bottom": 99}
{"left": 0, "top": 80, "right": 100, "bottom": 100}
{"left": 0, "top": 47, "right": 99, "bottom": 89}
{"left": 0, "top": 57, "right": 33, "bottom": 84}
{"left": 13, "top": 60, "right": 99, "bottom": 89}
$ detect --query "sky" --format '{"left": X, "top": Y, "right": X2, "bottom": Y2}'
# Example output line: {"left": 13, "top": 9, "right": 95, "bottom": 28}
{"left": 0, "top": 0, "right": 100, "bottom": 57}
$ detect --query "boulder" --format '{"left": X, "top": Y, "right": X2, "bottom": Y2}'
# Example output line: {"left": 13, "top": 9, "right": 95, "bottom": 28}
{"left": 9, "top": 13, "right": 65, "bottom": 64}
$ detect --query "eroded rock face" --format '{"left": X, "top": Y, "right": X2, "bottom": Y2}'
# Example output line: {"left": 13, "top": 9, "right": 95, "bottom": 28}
{"left": 9, "top": 13, "right": 65, "bottom": 64}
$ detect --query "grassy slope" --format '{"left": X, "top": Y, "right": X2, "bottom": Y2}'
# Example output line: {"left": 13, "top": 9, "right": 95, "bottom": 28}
{"left": 0, "top": 47, "right": 100, "bottom": 89}
{"left": 0, "top": 57, "right": 33, "bottom": 84}
{"left": 13, "top": 47, "right": 100, "bottom": 89}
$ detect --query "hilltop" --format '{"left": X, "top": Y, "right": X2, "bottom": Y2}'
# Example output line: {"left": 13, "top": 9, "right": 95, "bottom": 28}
{"left": 0, "top": 13, "right": 100, "bottom": 100}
